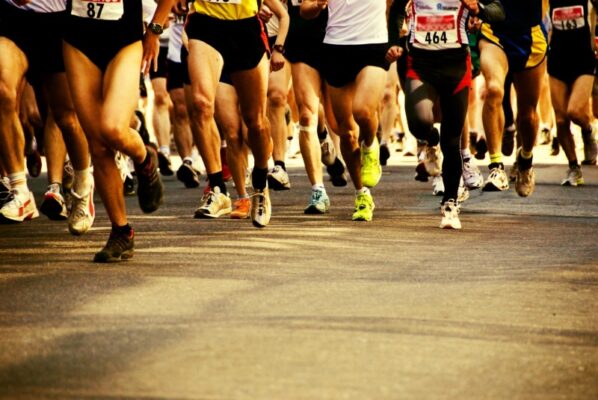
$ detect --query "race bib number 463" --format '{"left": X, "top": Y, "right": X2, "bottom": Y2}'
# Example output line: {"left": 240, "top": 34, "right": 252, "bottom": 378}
{"left": 552, "top": 6, "right": 585, "bottom": 30}
{"left": 71, "top": 0, "right": 124, "bottom": 20}
{"left": 414, "top": 14, "right": 458, "bottom": 47}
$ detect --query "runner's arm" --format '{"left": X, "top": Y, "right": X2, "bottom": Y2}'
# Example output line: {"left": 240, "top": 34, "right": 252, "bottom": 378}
{"left": 263, "top": 0, "right": 290, "bottom": 71}
{"left": 142, "top": 0, "right": 176, "bottom": 74}
{"left": 300, "top": 0, "right": 327, "bottom": 20}
{"left": 477, "top": 0, "right": 506, "bottom": 23}
{"left": 388, "top": 0, "right": 408, "bottom": 47}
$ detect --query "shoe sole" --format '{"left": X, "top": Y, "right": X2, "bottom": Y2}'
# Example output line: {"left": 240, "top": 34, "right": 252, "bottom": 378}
{"left": 252, "top": 218, "right": 269, "bottom": 228}
{"left": 177, "top": 167, "right": 200, "bottom": 188}
{"left": 230, "top": 213, "right": 250, "bottom": 219}
{"left": 194, "top": 207, "right": 232, "bottom": 219}
{"left": 40, "top": 198, "right": 67, "bottom": 221}
{"left": 482, "top": 182, "right": 509, "bottom": 192}
{"left": 414, "top": 163, "right": 429, "bottom": 182}
{"left": 304, "top": 205, "right": 328, "bottom": 215}
{"left": 440, "top": 222, "right": 462, "bottom": 230}
{"left": 267, "top": 176, "right": 291, "bottom": 191}
{"left": 0, "top": 210, "right": 39, "bottom": 224}
{"left": 352, "top": 216, "right": 372, "bottom": 222}
{"left": 93, "top": 249, "right": 134, "bottom": 263}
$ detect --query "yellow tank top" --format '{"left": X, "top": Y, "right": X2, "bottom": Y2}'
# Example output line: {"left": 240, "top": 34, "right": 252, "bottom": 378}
{"left": 193, "top": 0, "right": 259, "bottom": 21}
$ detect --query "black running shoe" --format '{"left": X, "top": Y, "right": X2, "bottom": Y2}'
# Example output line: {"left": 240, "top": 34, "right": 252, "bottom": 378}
{"left": 177, "top": 161, "right": 201, "bottom": 188}
{"left": 475, "top": 137, "right": 487, "bottom": 160}
{"left": 93, "top": 230, "right": 134, "bottom": 263}
{"left": 157, "top": 151, "right": 174, "bottom": 176}
{"left": 134, "top": 110, "right": 150, "bottom": 145}
{"left": 134, "top": 146, "right": 164, "bottom": 213}
{"left": 550, "top": 136, "right": 560, "bottom": 156}
{"left": 379, "top": 143, "right": 390, "bottom": 166}
{"left": 414, "top": 162, "right": 429, "bottom": 182}
{"left": 502, "top": 128, "right": 515, "bottom": 156}
{"left": 124, "top": 175, "right": 136, "bottom": 196}
{"left": 326, "top": 158, "right": 348, "bottom": 187}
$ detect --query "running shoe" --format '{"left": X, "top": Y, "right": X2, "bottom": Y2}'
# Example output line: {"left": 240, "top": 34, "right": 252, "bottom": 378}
{"left": 0, "top": 190, "right": 39, "bottom": 223}
{"left": 395, "top": 132, "right": 405, "bottom": 153}
{"left": 0, "top": 177, "right": 10, "bottom": 207}
{"left": 352, "top": 192, "right": 375, "bottom": 222}
{"left": 561, "top": 166, "right": 584, "bottom": 187}
{"left": 474, "top": 136, "right": 487, "bottom": 160}
{"left": 581, "top": 126, "right": 597, "bottom": 165}
{"left": 133, "top": 110, "right": 151, "bottom": 145}
{"left": 379, "top": 143, "right": 390, "bottom": 166}
{"left": 414, "top": 161, "right": 430, "bottom": 182}
{"left": 320, "top": 133, "right": 337, "bottom": 166}
{"left": 93, "top": 229, "right": 134, "bottom": 263}
{"left": 539, "top": 127, "right": 551, "bottom": 145}
{"left": 508, "top": 161, "right": 518, "bottom": 183}
{"left": 176, "top": 161, "right": 201, "bottom": 188}
{"left": 327, "top": 158, "right": 348, "bottom": 187}
{"left": 502, "top": 127, "right": 516, "bottom": 156}
{"left": 432, "top": 175, "right": 444, "bottom": 196}
{"left": 457, "top": 177, "right": 470, "bottom": 203}
{"left": 124, "top": 175, "right": 136, "bottom": 196}
{"left": 482, "top": 167, "right": 509, "bottom": 192}
{"left": 26, "top": 149, "right": 42, "bottom": 178}
{"left": 157, "top": 151, "right": 174, "bottom": 176}
{"left": 424, "top": 145, "right": 441, "bottom": 177}
{"left": 550, "top": 137, "right": 560, "bottom": 156}
{"left": 267, "top": 165, "right": 291, "bottom": 190}
{"left": 134, "top": 145, "right": 164, "bottom": 213}
{"left": 251, "top": 188, "right": 271, "bottom": 228}
{"left": 231, "top": 197, "right": 251, "bottom": 219}
{"left": 194, "top": 186, "right": 232, "bottom": 218}
{"left": 361, "top": 138, "right": 382, "bottom": 188}
{"left": 40, "top": 183, "right": 68, "bottom": 220}
{"left": 68, "top": 184, "right": 95, "bottom": 236}
{"left": 515, "top": 165, "right": 535, "bottom": 197}
{"left": 439, "top": 199, "right": 461, "bottom": 230}
{"left": 462, "top": 159, "right": 483, "bottom": 189}
{"left": 304, "top": 188, "right": 330, "bottom": 214}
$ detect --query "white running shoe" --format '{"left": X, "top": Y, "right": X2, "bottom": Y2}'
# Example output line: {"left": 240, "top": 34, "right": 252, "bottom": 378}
{"left": 462, "top": 159, "right": 483, "bottom": 189}
{"left": 424, "top": 145, "right": 442, "bottom": 177}
{"left": 69, "top": 184, "right": 95, "bottom": 235}
{"left": 561, "top": 166, "right": 584, "bottom": 187}
{"left": 194, "top": 187, "right": 232, "bottom": 218}
{"left": 0, "top": 190, "right": 39, "bottom": 223}
{"left": 439, "top": 199, "right": 461, "bottom": 230}
{"left": 267, "top": 165, "right": 291, "bottom": 190}
{"left": 457, "top": 177, "right": 470, "bottom": 203}
{"left": 251, "top": 188, "right": 272, "bottom": 228}
{"left": 432, "top": 175, "right": 444, "bottom": 196}
{"left": 320, "top": 133, "right": 337, "bottom": 166}
{"left": 482, "top": 167, "right": 509, "bottom": 192}
{"left": 40, "top": 183, "right": 68, "bottom": 220}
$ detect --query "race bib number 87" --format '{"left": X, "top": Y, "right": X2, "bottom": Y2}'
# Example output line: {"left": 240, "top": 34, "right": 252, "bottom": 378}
{"left": 552, "top": 6, "right": 585, "bottom": 30}
{"left": 71, "top": 0, "right": 124, "bottom": 20}
{"left": 414, "top": 14, "right": 458, "bottom": 48}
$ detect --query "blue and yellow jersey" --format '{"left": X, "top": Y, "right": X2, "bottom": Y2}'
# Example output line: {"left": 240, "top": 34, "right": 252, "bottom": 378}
{"left": 193, "top": 0, "right": 260, "bottom": 21}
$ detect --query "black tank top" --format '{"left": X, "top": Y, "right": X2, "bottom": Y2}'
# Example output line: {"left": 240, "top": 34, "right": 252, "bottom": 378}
{"left": 66, "top": 0, "right": 142, "bottom": 38}
{"left": 286, "top": 1, "right": 327, "bottom": 46}
{"left": 549, "top": 0, "right": 592, "bottom": 55}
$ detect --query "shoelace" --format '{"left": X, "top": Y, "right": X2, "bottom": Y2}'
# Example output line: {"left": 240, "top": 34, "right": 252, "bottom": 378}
{"left": 105, "top": 232, "right": 131, "bottom": 252}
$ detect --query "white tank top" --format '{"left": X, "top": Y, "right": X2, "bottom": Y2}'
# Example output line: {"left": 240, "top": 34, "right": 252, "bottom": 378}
{"left": 324, "top": 0, "right": 388, "bottom": 45}
{"left": 4, "top": 0, "right": 66, "bottom": 13}
{"left": 167, "top": 13, "right": 185, "bottom": 63}
{"left": 409, "top": 0, "right": 469, "bottom": 50}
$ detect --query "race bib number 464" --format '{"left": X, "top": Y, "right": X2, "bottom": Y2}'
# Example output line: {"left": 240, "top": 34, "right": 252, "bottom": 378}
{"left": 71, "top": 0, "right": 124, "bottom": 20}
{"left": 414, "top": 14, "right": 458, "bottom": 47}
{"left": 552, "top": 6, "right": 585, "bottom": 30}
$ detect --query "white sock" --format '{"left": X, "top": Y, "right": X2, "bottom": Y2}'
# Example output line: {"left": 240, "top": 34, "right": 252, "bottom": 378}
{"left": 8, "top": 171, "right": 28, "bottom": 199}
{"left": 312, "top": 184, "right": 325, "bottom": 191}
{"left": 183, "top": 156, "right": 193, "bottom": 164}
{"left": 73, "top": 167, "right": 93, "bottom": 195}
{"left": 356, "top": 187, "right": 370, "bottom": 195}
{"left": 159, "top": 145, "right": 170, "bottom": 156}
{"left": 461, "top": 148, "right": 472, "bottom": 160}
{"left": 363, "top": 137, "right": 378, "bottom": 151}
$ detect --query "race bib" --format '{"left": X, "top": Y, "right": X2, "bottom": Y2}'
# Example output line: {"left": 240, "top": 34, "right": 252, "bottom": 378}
{"left": 552, "top": 6, "right": 585, "bottom": 31}
{"left": 413, "top": 14, "right": 458, "bottom": 48}
{"left": 71, "top": 0, "right": 124, "bottom": 20}
{"left": 291, "top": 0, "right": 303, "bottom": 6}
{"left": 199, "top": 0, "right": 242, "bottom": 4}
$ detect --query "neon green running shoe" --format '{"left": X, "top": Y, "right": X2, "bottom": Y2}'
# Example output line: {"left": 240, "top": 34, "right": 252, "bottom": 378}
{"left": 361, "top": 138, "right": 382, "bottom": 188}
{"left": 352, "top": 192, "right": 375, "bottom": 221}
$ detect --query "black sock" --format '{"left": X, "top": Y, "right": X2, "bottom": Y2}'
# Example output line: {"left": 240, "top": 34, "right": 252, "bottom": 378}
{"left": 517, "top": 153, "right": 533, "bottom": 171}
{"left": 208, "top": 171, "right": 227, "bottom": 194}
{"left": 112, "top": 223, "right": 132, "bottom": 236}
{"left": 274, "top": 160, "right": 286, "bottom": 171}
{"left": 569, "top": 160, "right": 579, "bottom": 169}
{"left": 252, "top": 167, "right": 268, "bottom": 190}
{"left": 581, "top": 127, "right": 592, "bottom": 137}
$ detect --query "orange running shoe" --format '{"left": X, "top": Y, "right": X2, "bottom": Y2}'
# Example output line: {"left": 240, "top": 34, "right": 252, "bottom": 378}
{"left": 230, "top": 197, "right": 250, "bottom": 219}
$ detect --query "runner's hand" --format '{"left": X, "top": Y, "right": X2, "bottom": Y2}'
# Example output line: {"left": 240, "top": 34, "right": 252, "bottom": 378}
{"left": 174, "top": 0, "right": 188, "bottom": 15}
{"left": 385, "top": 45, "right": 403, "bottom": 63}
{"left": 467, "top": 16, "right": 482, "bottom": 33}
{"left": 271, "top": 52, "right": 285, "bottom": 72}
{"left": 142, "top": 31, "right": 160, "bottom": 75}
{"left": 258, "top": 5, "right": 274, "bottom": 23}
{"left": 461, "top": 0, "right": 479, "bottom": 15}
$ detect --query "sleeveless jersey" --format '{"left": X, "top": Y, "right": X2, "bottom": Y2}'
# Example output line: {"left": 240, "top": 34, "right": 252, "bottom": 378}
{"left": 167, "top": 12, "right": 186, "bottom": 63}
{"left": 492, "top": 0, "right": 543, "bottom": 32}
{"left": 193, "top": 0, "right": 259, "bottom": 21}
{"left": 324, "top": 0, "right": 388, "bottom": 45}
{"left": 408, "top": 0, "right": 469, "bottom": 50}
{"left": 549, "top": 0, "right": 592, "bottom": 55}
{"left": 3, "top": 0, "right": 66, "bottom": 12}
{"left": 287, "top": 0, "right": 327, "bottom": 45}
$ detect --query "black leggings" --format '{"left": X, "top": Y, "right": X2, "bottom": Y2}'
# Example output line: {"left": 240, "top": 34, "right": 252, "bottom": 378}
{"left": 404, "top": 52, "right": 471, "bottom": 203}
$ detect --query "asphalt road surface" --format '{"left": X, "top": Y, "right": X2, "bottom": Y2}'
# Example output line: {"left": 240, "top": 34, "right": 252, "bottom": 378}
{"left": 1, "top": 148, "right": 597, "bottom": 399}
